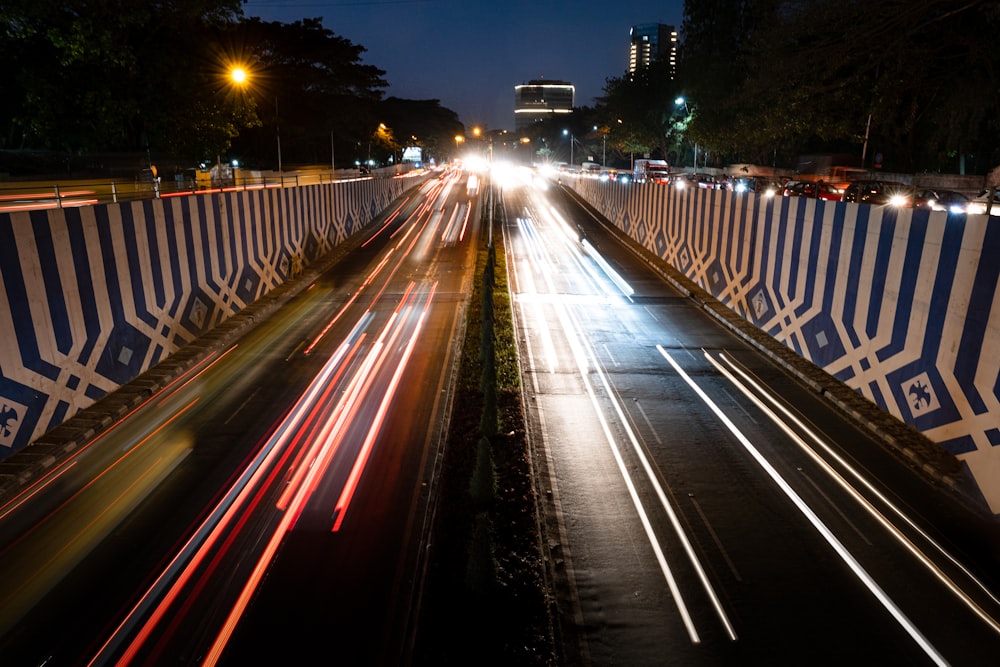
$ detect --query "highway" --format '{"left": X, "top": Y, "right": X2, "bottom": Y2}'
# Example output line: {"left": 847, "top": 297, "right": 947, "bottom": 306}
{"left": 2, "top": 163, "right": 1000, "bottom": 666}
{"left": 0, "top": 167, "right": 480, "bottom": 664}
{"left": 499, "top": 168, "right": 1000, "bottom": 666}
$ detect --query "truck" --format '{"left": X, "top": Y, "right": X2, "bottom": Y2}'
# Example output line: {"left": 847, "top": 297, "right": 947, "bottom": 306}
{"left": 633, "top": 158, "right": 671, "bottom": 184}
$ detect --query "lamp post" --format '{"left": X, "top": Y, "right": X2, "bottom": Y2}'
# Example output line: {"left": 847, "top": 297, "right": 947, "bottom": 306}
{"left": 674, "top": 97, "right": 698, "bottom": 171}
{"left": 227, "top": 66, "right": 283, "bottom": 183}
{"left": 562, "top": 128, "right": 574, "bottom": 166}
{"left": 275, "top": 97, "right": 283, "bottom": 179}
{"left": 220, "top": 67, "right": 250, "bottom": 187}
{"left": 593, "top": 125, "right": 606, "bottom": 167}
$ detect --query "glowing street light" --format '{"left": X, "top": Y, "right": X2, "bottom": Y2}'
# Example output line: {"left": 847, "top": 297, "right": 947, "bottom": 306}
{"left": 674, "top": 96, "right": 697, "bottom": 170}
{"left": 562, "top": 128, "right": 575, "bottom": 166}
{"left": 226, "top": 66, "right": 282, "bottom": 178}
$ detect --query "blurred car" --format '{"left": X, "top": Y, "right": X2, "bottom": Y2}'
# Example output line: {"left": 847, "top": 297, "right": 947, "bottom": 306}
{"left": 693, "top": 173, "right": 721, "bottom": 189}
{"left": 782, "top": 179, "right": 842, "bottom": 201}
{"left": 732, "top": 176, "right": 781, "bottom": 197}
{"left": 967, "top": 189, "right": 1000, "bottom": 216}
{"left": 841, "top": 180, "right": 914, "bottom": 206}
{"left": 913, "top": 189, "right": 970, "bottom": 213}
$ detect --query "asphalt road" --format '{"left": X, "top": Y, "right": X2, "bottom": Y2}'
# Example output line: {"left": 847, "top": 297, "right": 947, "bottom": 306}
{"left": 501, "top": 171, "right": 1000, "bottom": 666}
{"left": 0, "top": 168, "right": 480, "bottom": 665}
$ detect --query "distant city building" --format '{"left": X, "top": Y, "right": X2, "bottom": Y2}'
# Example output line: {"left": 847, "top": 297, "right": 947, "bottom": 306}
{"left": 513, "top": 80, "right": 574, "bottom": 131}
{"left": 629, "top": 23, "right": 677, "bottom": 78}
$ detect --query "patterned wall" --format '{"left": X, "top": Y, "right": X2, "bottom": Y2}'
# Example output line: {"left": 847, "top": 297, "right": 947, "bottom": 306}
{"left": 0, "top": 176, "right": 422, "bottom": 455}
{"left": 566, "top": 178, "right": 1000, "bottom": 512}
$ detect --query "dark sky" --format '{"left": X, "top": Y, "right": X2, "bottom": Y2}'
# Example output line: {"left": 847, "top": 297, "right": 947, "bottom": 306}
{"left": 241, "top": 0, "right": 684, "bottom": 131}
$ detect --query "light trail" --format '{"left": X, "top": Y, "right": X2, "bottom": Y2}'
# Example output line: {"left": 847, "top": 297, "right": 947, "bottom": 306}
{"left": 709, "top": 350, "right": 1000, "bottom": 634}
{"left": 95, "top": 341, "right": 361, "bottom": 665}
{"left": 657, "top": 344, "right": 949, "bottom": 667}
{"left": 0, "top": 400, "right": 197, "bottom": 637}
{"left": 0, "top": 350, "right": 228, "bottom": 523}
{"left": 513, "top": 209, "right": 735, "bottom": 642}
{"left": 332, "top": 282, "right": 436, "bottom": 531}
{"left": 202, "top": 283, "right": 435, "bottom": 662}
{"left": 361, "top": 196, "right": 411, "bottom": 248}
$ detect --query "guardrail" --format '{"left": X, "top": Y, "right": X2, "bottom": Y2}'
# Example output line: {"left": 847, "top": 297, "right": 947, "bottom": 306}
{"left": 0, "top": 169, "right": 394, "bottom": 213}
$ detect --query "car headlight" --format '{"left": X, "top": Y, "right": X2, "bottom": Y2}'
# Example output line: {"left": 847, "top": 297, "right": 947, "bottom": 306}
{"left": 888, "top": 194, "right": 909, "bottom": 207}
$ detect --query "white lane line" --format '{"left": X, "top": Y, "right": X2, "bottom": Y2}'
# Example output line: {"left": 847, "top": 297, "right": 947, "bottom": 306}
{"left": 713, "top": 350, "right": 1000, "bottom": 633}
{"left": 516, "top": 210, "right": 705, "bottom": 642}
{"left": 658, "top": 345, "right": 948, "bottom": 667}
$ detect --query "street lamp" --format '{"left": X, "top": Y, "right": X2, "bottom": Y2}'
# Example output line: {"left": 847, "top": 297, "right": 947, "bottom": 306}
{"left": 562, "top": 128, "right": 574, "bottom": 166}
{"left": 275, "top": 97, "right": 282, "bottom": 177}
{"left": 226, "top": 66, "right": 283, "bottom": 180}
{"left": 674, "top": 97, "right": 697, "bottom": 171}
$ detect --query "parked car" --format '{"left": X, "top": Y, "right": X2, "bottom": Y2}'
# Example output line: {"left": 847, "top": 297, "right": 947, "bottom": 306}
{"left": 782, "top": 179, "right": 842, "bottom": 201}
{"left": 841, "top": 180, "right": 914, "bottom": 206}
{"left": 967, "top": 189, "right": 1000, "bottom": 216}
{"left": 913, "top": 189, "right": 970, "bottom": 213}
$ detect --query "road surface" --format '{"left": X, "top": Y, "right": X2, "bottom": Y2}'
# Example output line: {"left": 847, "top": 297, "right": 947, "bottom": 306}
{"left": 501, "top": 170, "right": 1000, "bottom": 666}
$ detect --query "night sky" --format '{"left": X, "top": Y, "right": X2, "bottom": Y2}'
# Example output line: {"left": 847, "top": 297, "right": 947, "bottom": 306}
{"left": 241, "top": 0, "right": 685, "bottom": 131}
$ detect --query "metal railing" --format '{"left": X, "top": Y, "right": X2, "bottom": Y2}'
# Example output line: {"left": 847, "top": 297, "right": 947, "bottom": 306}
{"left": 0, "top": 167, "right": 416, "bottom": 213}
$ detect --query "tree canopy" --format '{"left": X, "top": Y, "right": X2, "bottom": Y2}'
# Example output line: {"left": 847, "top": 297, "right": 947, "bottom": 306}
{"left": 674, "top": 0, "right": 1000, "bottom": 172}
{"left": 0, "top": 1, "right": 463, "bottom": 172}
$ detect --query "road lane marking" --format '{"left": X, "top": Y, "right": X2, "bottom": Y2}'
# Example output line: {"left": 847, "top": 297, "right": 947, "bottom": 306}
{"left": 711, "top": 350, "right": 1000, "bottom": 635}
{"left": 658, "top": 345, "right": 949, "bottom": 666}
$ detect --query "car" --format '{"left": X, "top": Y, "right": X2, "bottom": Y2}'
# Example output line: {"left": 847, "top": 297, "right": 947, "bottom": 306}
{"left": 732, "top": 176, "right": 781, "bottom": 197}
{"left": 841, "top": 180, "right": 914, "bottom": 206}
{"left": 966, "top": 189, "right": 1000, "bottom": 216}
{"left": 693, "top": 173, "right": 721, "bottom": 189}
{"left": 913, "top": 189, "right": 970, "bottom": 213}
{"left": 782, "top": 179, "right": 842, "bottom": 201}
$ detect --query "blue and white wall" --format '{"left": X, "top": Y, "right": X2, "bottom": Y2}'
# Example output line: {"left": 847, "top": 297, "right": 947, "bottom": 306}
{"left": 0, "top": 176, "right": 424, "bottom": 456}
{"left": 566, "top": 178, "right": 1000, "bottom": 513}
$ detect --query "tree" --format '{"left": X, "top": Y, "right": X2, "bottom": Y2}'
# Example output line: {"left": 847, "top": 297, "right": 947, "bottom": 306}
{"left": 0, "top": 0, "right": 246, "bottom": 156}
{"left": 227, "top": 17, "right": 388, "bottom": 168}
{"left": 678, "top": 0, "right": 1000, "bottom": 172}
{"left": 378, "top": 97, "right": 464, "bottom": 166}
{"left": 601, "top": 59, "right": 682, "bottom": 163}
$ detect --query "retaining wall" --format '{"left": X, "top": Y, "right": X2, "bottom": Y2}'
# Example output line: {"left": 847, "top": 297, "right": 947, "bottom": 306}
{"left": 565, "top": 177, "right": 1000, "bottom": 513}
{"left": 0, "top": 175, "right": 426, "bottom": 455}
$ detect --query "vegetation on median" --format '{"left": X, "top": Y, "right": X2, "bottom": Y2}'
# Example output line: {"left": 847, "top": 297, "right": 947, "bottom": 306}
{"left": 415, "top": 185, "right": 555, "bottom": 665}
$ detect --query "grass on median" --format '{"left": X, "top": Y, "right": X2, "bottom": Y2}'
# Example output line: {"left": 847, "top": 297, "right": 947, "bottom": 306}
{"left": 414, "top": 183, "right": 555, "bottom": 666}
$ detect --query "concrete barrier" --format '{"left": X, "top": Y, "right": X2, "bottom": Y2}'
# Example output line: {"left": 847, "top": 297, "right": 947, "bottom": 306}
{"left": 0, "top": 174, "right": 428, "bottom": 456}
{"left": 564, "top": 176, "right": 1000, "bottom": 513}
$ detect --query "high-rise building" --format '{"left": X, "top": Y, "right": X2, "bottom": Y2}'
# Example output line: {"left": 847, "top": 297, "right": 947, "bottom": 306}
{"left": 513, "top": 80, "right": 574, "bottom": 131}
{"left": 629, "top": 23, "right": 677, "bottom": 78}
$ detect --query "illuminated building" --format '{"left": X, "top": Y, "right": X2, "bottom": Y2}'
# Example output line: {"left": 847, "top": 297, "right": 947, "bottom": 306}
{"left": 629, "top": 23, "right": 677, "bottom": 78}
{"left": 513, "top": 79, "right": 574, "bottom": 131}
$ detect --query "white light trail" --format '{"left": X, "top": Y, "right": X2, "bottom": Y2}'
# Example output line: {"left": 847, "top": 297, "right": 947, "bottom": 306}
{"left": 657, "top": 345, "right": 949, "bottom": 667}
{"left": 710, "top": 350, "right": 1000, "bottom": 634}
{"left": 514, "top": 207, "right": 735, "bottom": 642}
